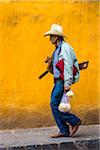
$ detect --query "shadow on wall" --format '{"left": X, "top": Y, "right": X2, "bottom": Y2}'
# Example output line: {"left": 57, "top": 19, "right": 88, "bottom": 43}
{"left": 0, "top": 107, "right": 99, "bottom": 130}
{"left": 0, "top": 107, "right": 54, "bottom": 130}
{"left": 83, "top": 108, "right": 99, "bottom": 125}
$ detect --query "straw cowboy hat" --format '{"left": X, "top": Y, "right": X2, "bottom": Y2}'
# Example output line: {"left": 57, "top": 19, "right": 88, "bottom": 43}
{"left": 44, "top": 24, "right": 66, "bottom": 38}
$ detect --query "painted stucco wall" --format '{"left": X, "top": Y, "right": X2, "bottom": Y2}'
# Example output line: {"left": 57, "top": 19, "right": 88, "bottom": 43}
{"left": 0, "top": 0, "right": 99, "bottom": 129}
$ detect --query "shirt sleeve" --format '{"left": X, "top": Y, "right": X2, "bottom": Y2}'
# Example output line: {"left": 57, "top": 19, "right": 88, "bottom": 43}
{"left": 59, "top": 44, "right": 74, "bottom": 87}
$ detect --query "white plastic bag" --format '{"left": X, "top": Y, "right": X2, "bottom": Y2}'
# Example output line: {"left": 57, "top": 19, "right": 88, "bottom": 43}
{"left": 66, "top": 90, "right": 74, "bottom": 97}
{"left": 58, "top": 90, "right": 74, "bottom": 112}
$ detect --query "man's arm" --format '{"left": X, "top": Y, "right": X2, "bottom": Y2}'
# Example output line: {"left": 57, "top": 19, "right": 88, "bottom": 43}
{"left": 39, "top": 61, "right": 89, "bottom": 79}
{"left": 59, "top": 46, "right": 74, "bottom": 91}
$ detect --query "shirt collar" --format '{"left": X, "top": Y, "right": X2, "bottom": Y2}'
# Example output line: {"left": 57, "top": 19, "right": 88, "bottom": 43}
{"left": 56, "top": 40, "right": 62, "bottom": 49}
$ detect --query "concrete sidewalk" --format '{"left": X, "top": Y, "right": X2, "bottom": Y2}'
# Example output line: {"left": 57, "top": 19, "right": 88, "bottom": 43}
{"left": 0, "top": 125, "right": 99, "bottom": 150}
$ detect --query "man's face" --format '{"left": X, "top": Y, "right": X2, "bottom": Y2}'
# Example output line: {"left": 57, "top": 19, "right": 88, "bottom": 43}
{"left": 50, "top": 35, "right": 58, "bottom": 44}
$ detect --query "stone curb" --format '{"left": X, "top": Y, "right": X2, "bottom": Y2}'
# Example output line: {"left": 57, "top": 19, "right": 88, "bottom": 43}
{"left": 0, "top": 125, "right": 99, "bottom": 150}
{"left": 0, "top": 138, "right": 99, "bottom": 150}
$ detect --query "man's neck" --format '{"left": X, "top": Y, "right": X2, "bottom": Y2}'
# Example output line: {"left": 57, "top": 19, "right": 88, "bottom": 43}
{"left": 55, "top": 40, "right": 61, "bottom": 47}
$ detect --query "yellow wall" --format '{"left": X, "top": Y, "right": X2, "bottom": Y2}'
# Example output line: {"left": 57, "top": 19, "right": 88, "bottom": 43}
{"left": 0, "top": 0, "right": 99, "bottom": 129}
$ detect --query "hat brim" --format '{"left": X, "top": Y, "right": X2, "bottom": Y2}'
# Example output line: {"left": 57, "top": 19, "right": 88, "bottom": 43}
{"left": 44, "top": 31, "right": 66, "bottom": 38}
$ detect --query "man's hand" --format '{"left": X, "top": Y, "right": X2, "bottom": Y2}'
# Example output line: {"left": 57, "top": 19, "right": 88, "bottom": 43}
{"left": 64, "top": 86, "right": 70, "bottom": 93}
{"left": 47, "top": 58, "right": 53, "bottom": 73}
{"left": 45, "top": 56, "right": 52, "bottom": 63}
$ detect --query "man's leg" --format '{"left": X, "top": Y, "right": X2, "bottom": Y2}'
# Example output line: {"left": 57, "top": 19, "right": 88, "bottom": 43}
{"left": 61, "top": 111, "right": 81, "bottom": 137}
{"left": 50, "top": 79, "right": 70, "bottom": 137}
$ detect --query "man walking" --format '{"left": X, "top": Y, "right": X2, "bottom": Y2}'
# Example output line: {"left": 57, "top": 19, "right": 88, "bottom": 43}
{"left": 44, "top": 24, "right": 81, "bottom": 138}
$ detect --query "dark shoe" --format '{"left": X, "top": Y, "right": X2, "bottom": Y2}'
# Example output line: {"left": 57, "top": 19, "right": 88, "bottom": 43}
{"left": 70, "top": 121, "right": 81, "bottom": 137}
{"left": 51, "top": 133, "right": 69, "bottom": 138}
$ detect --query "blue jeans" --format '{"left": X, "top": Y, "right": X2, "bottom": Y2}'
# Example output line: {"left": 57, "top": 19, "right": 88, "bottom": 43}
{"left": 50, "top": 79, "right": 81, "bottom": 136}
